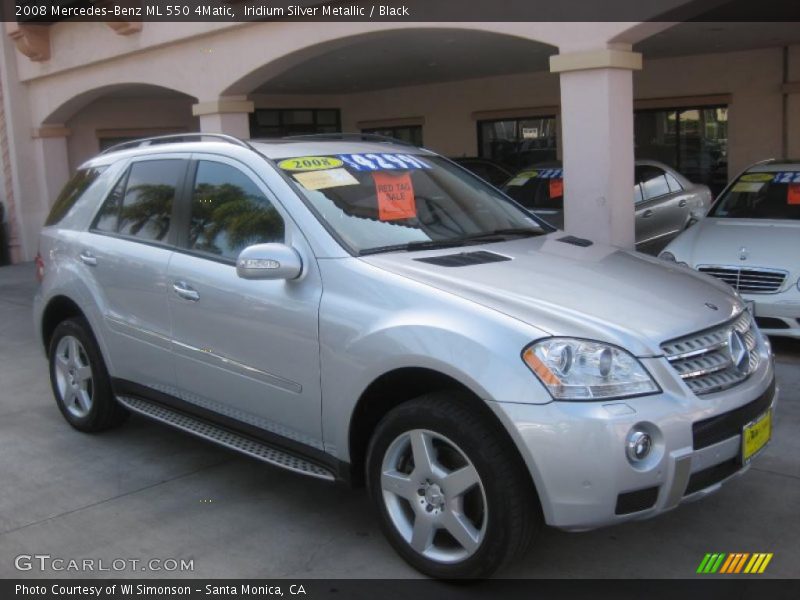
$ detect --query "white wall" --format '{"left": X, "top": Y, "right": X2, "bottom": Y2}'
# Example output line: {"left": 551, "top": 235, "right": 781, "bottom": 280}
{"left": 250, "top": 46, "right": 793, "bottom": 174}
{"left": 66, "top": 96, "right": 199, "bottom": 170}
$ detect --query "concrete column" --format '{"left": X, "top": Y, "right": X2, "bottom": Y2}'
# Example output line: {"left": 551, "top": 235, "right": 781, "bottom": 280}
{"left": 192, "top": 97, "right": 254, "bottom": 139}
{"left": 31, "top": 125, "right": 71, "bottom": 233}
{"left": 551, "top": 48, "right": 642, "bottom": 249}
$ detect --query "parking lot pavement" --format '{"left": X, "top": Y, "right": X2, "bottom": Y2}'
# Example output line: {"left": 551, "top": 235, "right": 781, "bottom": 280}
{"left": 1, "top": 261, "right": 798, "bottom": 579}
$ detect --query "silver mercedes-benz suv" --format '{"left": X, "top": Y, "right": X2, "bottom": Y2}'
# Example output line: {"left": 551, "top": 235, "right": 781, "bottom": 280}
{"left": 33, "top": 133, "right": 777, "bottom": 578}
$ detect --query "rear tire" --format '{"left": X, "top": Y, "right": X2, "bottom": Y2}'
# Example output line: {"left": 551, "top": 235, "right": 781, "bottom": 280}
{"left": 366, "top": 392, "right": 540, "bottom": 578}
{"left": 48, "top": 317, "right": 128, "bottom": 432}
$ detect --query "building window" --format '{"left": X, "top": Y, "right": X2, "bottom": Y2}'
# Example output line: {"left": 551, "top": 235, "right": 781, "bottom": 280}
{"left": 249, "top": 109, "right": 341, "bottom": 138}
{"left": 361, "top": 125, "right": 423, "bottom": 146}
{"left": 634, "top": 106, "right": 728, "bottom": 195}
{"left": 477, "top": 116, "right": 557, "bottom": 170}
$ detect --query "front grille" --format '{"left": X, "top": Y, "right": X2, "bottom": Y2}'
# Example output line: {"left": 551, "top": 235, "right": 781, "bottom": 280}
{"left": 661, "top": 311, "right": 759, "bottom": 395}
{"left": 691, "top": 378, "right": 775, "bottom": 450}
{"left": 698, "top": 265, "right": 787, "bottom": 294}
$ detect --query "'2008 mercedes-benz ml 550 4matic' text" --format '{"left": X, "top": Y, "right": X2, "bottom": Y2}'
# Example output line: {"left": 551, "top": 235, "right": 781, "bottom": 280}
{"left": 34, "top": 134, "right": 777, "bottom": 578}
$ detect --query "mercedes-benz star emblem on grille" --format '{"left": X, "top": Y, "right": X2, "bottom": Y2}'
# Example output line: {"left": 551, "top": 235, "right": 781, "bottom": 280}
{"left": 727, "top": 330, "right": 749, "bottom": 373}
{"left": 705, "top": 302, "right": 719, "bottom": 311}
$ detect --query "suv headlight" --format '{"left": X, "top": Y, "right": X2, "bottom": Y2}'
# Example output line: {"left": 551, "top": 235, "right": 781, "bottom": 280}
{"left": 522, "top": 338, "right": 660, "bottom": 400}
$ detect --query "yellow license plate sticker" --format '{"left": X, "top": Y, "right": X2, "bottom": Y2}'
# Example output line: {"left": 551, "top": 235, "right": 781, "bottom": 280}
{"left": 742, "top": 410, "right": 771, "bottom": 463}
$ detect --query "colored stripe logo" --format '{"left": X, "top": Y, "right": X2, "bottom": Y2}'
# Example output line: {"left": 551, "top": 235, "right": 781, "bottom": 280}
{"left": 697, "top": 553, "right": 773, "bottom": 574}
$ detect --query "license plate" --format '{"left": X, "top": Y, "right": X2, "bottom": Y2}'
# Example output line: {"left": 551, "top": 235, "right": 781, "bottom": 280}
{"left": 742, "top": 410, "right": 772, "bottom": 463}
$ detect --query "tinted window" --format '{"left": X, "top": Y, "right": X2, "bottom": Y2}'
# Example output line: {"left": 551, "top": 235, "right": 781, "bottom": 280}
{"left": 117, "top": 160, "right": 182, "bottom": 241}
{"left": 638, "top": 166, "right": 670, "bottom": 200}
{"left": 93, "top": 173, "right": 127, "bottom": 233}
{"left": 503, "top": 168, "right": 563, "bottom": 210}
{"left": 710, "top": 171, "right": 800, "bottom": 220}
{"left": 45, "top": 166, "right": 107, "bottom": 226}
{"left": 188, "top": 161, "right": 284, "bottom": 260}
{"left": 665, "top": 172, "right": 683, "bottom": 192}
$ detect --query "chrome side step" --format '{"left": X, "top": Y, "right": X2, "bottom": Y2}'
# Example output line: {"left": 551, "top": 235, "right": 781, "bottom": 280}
{"left": 117, "top": 395, "right": 335, "bottom": 482}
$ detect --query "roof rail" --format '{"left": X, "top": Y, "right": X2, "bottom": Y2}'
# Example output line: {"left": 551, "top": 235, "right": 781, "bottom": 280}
{"left": 281, "top": 132, "right": 416, "bottom": 147}
{"left": 100, "top": 133, "right": 251, "bottom": 155}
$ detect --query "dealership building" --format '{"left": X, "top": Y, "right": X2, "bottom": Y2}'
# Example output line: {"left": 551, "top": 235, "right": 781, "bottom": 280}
{"left": 1, "top": 7, "right": 799, "bottom": 263}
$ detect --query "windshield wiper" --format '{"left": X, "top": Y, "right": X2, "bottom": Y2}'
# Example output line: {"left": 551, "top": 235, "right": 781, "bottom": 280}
{"left": 461, "top": 227, "right": 546, "bottom": 241}
{"left": 359, "top": 228, "right": 546, "bottom": 256}
{"left": 359, "top": 238, "right": 467, "bottom": 256}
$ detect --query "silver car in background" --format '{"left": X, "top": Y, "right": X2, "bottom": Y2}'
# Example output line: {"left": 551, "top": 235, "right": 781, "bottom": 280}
{"left": 661, "top": 160, "right": 800, "bottom": 339}
{"left": 502, "top": 159, "right": 713, "bottom": 254}
{"left": 34, "top": 134, "right": 775, "bottom": 578}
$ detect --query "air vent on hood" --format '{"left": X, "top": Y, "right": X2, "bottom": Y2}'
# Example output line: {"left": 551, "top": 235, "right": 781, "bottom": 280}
{"left": 414, "top": 251, "right": 511, "bottom": 267}
{"left": 557, "top": 235, "right": 593, "bottom": 247}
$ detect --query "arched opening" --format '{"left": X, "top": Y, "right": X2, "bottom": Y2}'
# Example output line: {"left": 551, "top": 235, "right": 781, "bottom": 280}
{"left": 44, "top": 83, "right": 198, "bottom": 171}
{"left": 222, "top": 28, "right": 558, "bottom": 162}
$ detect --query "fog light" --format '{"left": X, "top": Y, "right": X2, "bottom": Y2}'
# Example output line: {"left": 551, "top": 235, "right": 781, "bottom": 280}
{"left": 626, "top": 431, "right": 652, "bottom": 462}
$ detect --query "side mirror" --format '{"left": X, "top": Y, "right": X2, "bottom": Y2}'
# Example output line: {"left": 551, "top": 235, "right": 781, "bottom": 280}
{"left": 236, "top": 243, "right": 303, "bottom": 280}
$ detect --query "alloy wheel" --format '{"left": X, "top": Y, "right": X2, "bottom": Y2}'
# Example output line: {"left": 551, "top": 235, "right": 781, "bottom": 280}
{"left": 380, "top": 429, "right": 488, "bottom": 564}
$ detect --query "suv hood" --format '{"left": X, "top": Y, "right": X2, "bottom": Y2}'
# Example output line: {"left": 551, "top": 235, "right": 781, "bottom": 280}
{"left": 361, "top": 234, "right": 743, "bottom": 356}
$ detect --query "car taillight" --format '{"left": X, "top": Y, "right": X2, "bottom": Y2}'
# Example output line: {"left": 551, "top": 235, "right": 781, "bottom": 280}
{"left": 35, "top": 252, "right": 45, "bottom": 282}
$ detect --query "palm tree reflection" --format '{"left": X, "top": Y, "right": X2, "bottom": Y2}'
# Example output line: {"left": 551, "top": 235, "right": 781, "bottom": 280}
{"left": 190, "top": 182, "right": 284, "bottom": 256}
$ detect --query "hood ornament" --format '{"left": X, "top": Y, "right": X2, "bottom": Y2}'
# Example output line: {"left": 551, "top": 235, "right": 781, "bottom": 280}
{"left": 727, "top": 329, "right": 749, "bottom": 373}
{"left": 739, "top": 246, "right": 748, "bottom": 261}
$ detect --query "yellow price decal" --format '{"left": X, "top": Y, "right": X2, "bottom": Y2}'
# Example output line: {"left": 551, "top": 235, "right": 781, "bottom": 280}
{"left": 739, "top": 173, "right": 774, "bottom": 183}
{"left": 277, "top": 156, "right": 344, "bottom": 172}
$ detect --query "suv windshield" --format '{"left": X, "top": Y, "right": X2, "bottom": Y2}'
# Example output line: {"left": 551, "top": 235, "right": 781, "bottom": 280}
{"left": 274, "top": 153, "right": 548, "bottom": 254}
{"left": 502, "top": 166, "right": 564, "bottom": 210}
{"left": 710, "top": 170, "right": 800, "bottom": 220}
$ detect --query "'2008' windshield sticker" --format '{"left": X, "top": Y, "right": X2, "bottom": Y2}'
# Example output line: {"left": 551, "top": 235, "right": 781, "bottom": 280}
{"left": 740, "top": 173, "right": 774, "bottom": 183}
{"left": 731, "top": 182, "right": 764, "bottom": 194}
{"left": 293, "top": 168, "right": 359, "bottom": 191}
{"left": 774, "top": 172, "right": 800, "bottom": 184}
{"left": 277, "top": 156, "right": 343, "bottom": 171}
{"left": 373, "top": 171, "right": 416, "bottom": 221}
{"left": 337, "top": 153, "right": 431, "bottom": 171}
{"left": 506, "top": 170, "right": 538, "bottom": 187}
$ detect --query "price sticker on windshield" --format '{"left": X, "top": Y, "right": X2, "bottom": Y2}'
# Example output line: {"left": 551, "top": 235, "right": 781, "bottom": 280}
{"left": 277, "top": 156, "right": 344, "bottom": 171}
{"left": 549, "top": 178, "right": 564, "bottom": 198}
{"left": 788, "top": 183, "right": 800, "bottom": 205}
{"left": 374, "top": 171, "right": 416, "bottom": 221}
{"left": 338, "top": 153, "right": 431, "bottom": 171}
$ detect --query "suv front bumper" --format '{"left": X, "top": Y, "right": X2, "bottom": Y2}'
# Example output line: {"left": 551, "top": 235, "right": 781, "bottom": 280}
{"left": 489, "top": 353, "right": 777, "bottom": 530}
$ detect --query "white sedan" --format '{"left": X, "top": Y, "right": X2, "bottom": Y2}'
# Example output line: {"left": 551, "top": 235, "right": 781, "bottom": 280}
{"left": 661, "top": 160, "right": 800, "bottom": 339}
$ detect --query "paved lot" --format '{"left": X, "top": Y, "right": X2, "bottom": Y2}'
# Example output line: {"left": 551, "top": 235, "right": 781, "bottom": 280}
{"left": 0, "top": 261, "right": 798, "bottom": 579}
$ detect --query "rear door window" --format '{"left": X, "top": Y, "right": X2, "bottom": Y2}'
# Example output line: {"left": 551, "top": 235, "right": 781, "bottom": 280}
{"left": 45, "top": 166, "right": 107, "bottom": 226}
{"left": 92, "top": 159, "right": 186, "bottom": 243}
{"left": 638, "top": 166, "right": 671, "bottom": 201}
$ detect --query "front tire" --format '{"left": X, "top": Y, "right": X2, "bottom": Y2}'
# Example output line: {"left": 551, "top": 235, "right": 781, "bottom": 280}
{"left": 366, "top": 392, "right": 540, "bottom": 578}
{"left": 48, "top": 317, "right": 128, "bottom": 432}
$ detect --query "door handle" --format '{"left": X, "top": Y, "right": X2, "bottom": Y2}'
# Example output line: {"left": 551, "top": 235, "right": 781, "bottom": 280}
{"left": 172, "top": 281, "right": 200, "bottom": 302}
{"left": 678, "top": 199, "right": 688, "bottom": 207}
{"left": 78, "top": 251, "right": 97, "bottom": 266}
{"left": 642, "top": 209, "right": 654, "bottom": 218}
